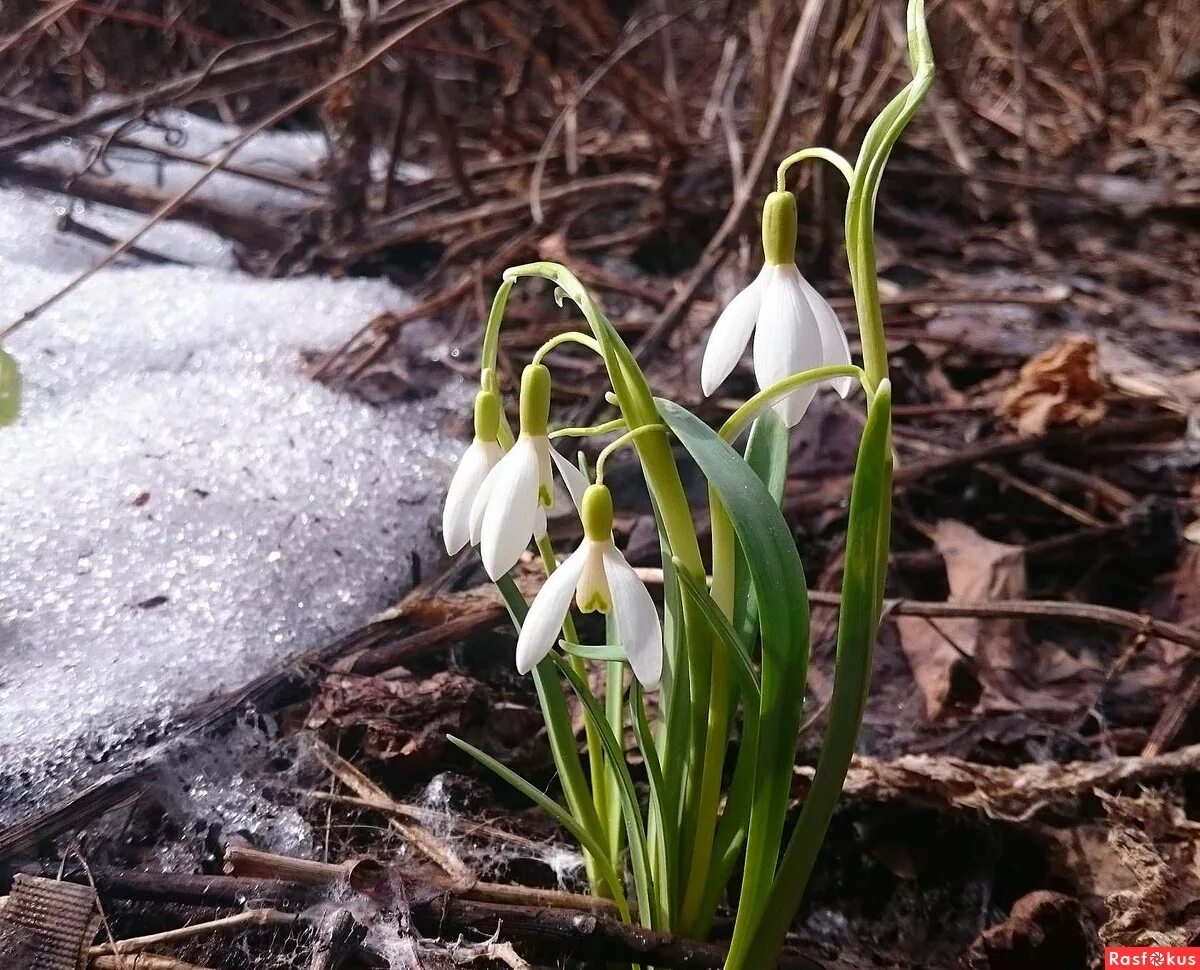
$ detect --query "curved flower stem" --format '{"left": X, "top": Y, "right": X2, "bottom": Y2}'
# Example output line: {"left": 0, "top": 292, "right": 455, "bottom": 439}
{"left": 532, "top": 330, "right": 604, "bottom": 365}
{"left": 479, "top": 280, "right": 515, "bottom": 385}
{"left": 846, "top": 0, "right": 934, "bottom": 391}
{"left": 480, "top": 277, "right": 613, "bottom": 896}
{"left": 720, "top": 364, "right": 868, "bottom": 442}
{"left": 550, "top": 417, "right": 628, "bottom": 441}
{"left": 726, "top": 4, "right": 933, "bottom": 966}
{"left": 776, "top": 147, "right": 855, "bottom": 190}
{"left": 596, "top": 424, "right": 668, "bottom": 483}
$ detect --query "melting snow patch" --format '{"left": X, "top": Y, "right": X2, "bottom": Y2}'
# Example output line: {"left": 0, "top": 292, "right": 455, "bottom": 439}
{"left": 0, "top": 123, "right": 465, "bottom": 819}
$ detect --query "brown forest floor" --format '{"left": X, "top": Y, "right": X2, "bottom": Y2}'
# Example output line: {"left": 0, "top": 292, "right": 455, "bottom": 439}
{"left": 0, "top": 1, "right": 1198, "bottom": 968}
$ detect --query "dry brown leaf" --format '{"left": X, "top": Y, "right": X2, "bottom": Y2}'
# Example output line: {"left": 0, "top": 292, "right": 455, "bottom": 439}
{"left": 896, "top": 521, "right": 1100, "bottom": 721}
{"left": 896, "top": 521, "right": 1022, "bottom": 718}
{"left": 998, "top": 334, "right": 1107, "bottom": 436}
{"left": 1098, "top": 341, "right": 1200, "bottom": 413}
{"left": 307, "top": 671, "right": 487, "bottom": 768}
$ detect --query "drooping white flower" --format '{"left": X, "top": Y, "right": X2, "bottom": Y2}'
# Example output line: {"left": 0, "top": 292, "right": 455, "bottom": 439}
{"left": 443, "top": 390, "right": 504, "bottom": 554}
{"left": 444, "top": 437, "right": 503, "bottom": 554}
{"left": 468, "top": 364, "right": 588, "bottom": 580}
{"left": 701, "top": 190, "right": 852, "bottom": 427}
{"left": 516, "top": 484, "right": 662, "bottom": 689}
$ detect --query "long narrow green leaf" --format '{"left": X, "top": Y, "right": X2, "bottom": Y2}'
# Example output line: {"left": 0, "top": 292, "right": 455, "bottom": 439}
{"left": 652, "top": 523, "right": 688, "bottom": 920}
{"left": 746, "top": 380, "right": 894, "bottom": 966}
{"left": 0, "top": 348, "right": 20, "bottom": 427}
{"left": 673, "top": 563, "right": 760, "bottom": 709}
{"left": 553, "top": 655, "right": 658, "bottom": 929}
{"left": 656, "top": 399, "right": 811, "bottom": 941}
{"left": 631, "top": 680, "right": 675, "bottom": 927}
{"left": 743, "top": 411, "right": 789, "bottom": 503}
{"left": 688, "top": 410, "right": 788, "bottom": 933}
{"left": 734, "top": 410, "right": 789, "bottom": 644}
{"left": 447, "top": 735, "right": 628, "bottom": 915}
{"left": 494, "top": 575, "right": 608, "bottom": 890}
{"left": 603, "top": 616, "right": 626, "bottom": 865}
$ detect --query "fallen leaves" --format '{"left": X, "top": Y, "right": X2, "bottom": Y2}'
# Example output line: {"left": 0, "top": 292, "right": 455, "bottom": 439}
{"left": 896, "top": 521, "right": 1101, "bottom": 721}
{"left": 308, "top": 671, "right": 487, "bottom": 769}
{"left": 998, "top": 335, "right": 1107, "bottom": 436}
{"left": 798, "top": 747, "right": 1200, "bottom": 959}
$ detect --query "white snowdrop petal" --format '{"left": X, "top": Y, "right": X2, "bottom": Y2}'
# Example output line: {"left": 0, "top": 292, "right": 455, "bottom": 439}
{"left": 479, "top": 439, "right": 542, "bottom": 579}
{"left": 533, "top": 505, "right": 547, "bottom": 540}
{"left": 443, "top": 439, "right": 500, "bottom": 553}
{"left": 701, "top": 264, "right": 771, "bottom": 397}
{"left": 516, "top": 545, "right": 588, "bottom": 674}
{"left": 753, "top": 265, "right": 825, "bottom": 427}
{"left": 468, "top": 448, "right": 503, "bottom": 547}
{"left": 549, "top": 446, "right": 589, "bottom": 512}
{"left": 797, "top": 273, "right": 854, "bottom": 397}
{"left": 603, "top": 547, "right": 662, "bottom": 690}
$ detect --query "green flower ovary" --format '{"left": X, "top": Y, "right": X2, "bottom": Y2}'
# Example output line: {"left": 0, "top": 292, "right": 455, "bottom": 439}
{"left": 761, "top": 190, "right": 798, "bottom": 266}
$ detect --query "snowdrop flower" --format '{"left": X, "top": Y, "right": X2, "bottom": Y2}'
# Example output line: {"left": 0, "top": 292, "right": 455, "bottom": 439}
{"left": 701, "top": 190, "right": 853, "bottom": 427}
{"left": 516, "top": 483, "right": 662, "bottom": 688}
{"left": 469, "top": 363, "right": 587, "bottom": 580}
{"left": 443, "top": 389, "right": 504, "bottom": 554}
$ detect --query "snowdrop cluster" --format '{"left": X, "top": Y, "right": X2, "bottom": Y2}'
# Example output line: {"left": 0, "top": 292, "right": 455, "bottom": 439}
{"left": 438, "top": 6, "right": 931, "bottom": 965}
{"left": 443, "top": 191, "right": 853, "bottom": 689}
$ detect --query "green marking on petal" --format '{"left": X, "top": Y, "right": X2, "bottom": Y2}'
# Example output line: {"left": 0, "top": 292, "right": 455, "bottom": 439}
{"left": 577, "top": 590, "right": 611, "bottom": 614}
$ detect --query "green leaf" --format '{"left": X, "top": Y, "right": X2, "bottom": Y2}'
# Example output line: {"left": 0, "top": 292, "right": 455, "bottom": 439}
{"left": 673, "top": 562, "right": 760, "bottom": 709}
{"left": 656, "top": 398, "right": 811, "bottom": 935}
{"left": 553, "top": 655, "right": 658, "bottom": 929}
{"left": 493, "top": 575, "right": 609, "bottom": 892}
{"left": 743, "top": 411, "right": 789, "bottom": 504}
{"left": 0, "top": 347, "right": 20, "bottom": 427}
{"left": 448, "top": 734, "right": 628, "bottom": 915}
{"left": 747, "top": 380, "right": 893, "bottom": 966}
{"left": 734, "top": 411, "right": 789, "bottom": 644}
{"left": 603, "top": 616, "right": 626, "bottom": 864}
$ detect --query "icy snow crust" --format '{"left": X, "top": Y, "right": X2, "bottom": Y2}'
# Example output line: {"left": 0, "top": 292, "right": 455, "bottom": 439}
{"left": 0, "top": 115, "right": 464, "bottom": 819}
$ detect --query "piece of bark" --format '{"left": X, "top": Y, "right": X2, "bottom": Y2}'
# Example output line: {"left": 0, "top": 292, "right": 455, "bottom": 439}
{"left": 965, "top": 891, "right": 1098, "bottom": 970}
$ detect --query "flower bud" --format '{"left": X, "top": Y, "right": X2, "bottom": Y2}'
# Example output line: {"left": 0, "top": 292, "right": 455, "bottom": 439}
{"left": 761, "top": 190, "right": 798, "bottom": 266}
